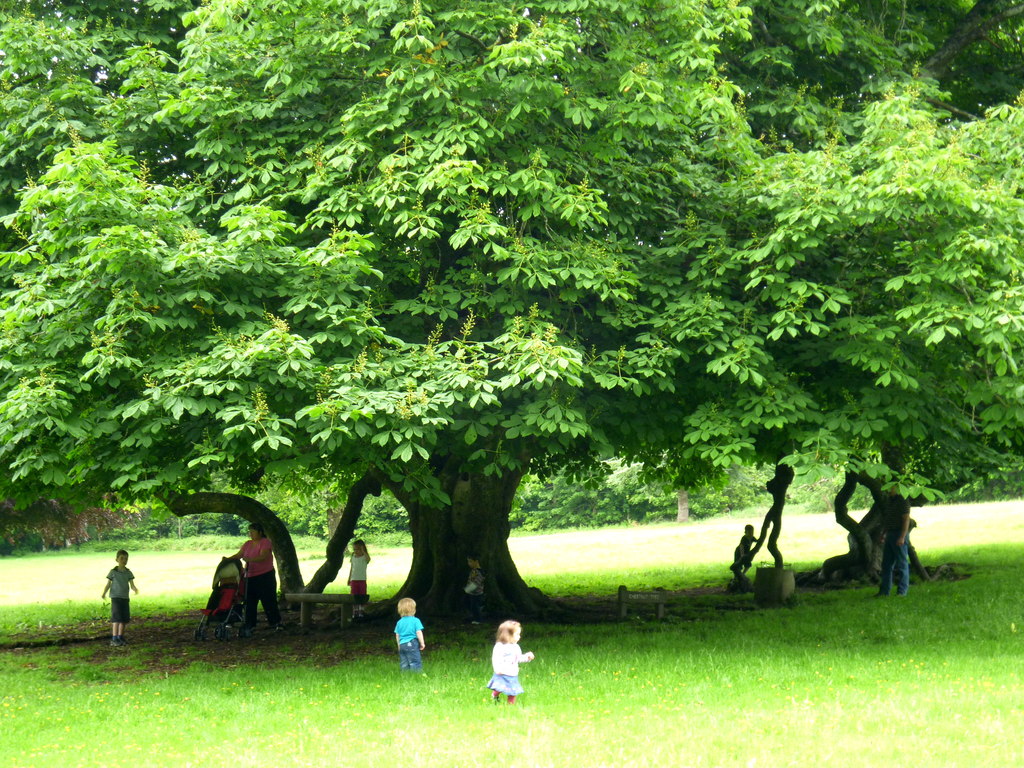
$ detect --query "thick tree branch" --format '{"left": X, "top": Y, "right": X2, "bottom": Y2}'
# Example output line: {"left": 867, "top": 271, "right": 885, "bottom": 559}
{"left": 831, "top": 471, "right": 861, "bottom": 534}
{"left": 833, "top": 471, "right": 874, "bottom": 566}
{"left": 751, "top": 14, "right": 783, "bottom": 48}
{"left": 452, "top": 28, "right": 489, "bottom": 50}
{"left": 855, "top": 472, "right": 886, "bottom": 508}
{"left": 166, "top": 491, "right": 304, "bottom": 594}
{"left": 820, "top": 472, "right": 864, "bottom": 580}
{"left": 923, "top": 0, "right": 1024, "bottom": 79}
{"left": 924, "top": 96, "right": 982, "bottom": 121}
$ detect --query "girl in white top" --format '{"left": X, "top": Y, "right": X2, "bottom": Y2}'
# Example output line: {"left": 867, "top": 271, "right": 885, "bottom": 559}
{"left": 487, "top": 620, "right": 535, "bottom": 704}
{"left": 347, "top": 539, "right": 371, "bottom": 617}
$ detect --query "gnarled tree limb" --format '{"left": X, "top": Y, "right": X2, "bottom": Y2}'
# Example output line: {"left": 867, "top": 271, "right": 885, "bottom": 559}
{"left": 166, "top": 491, "right": 303, "bottom": 595}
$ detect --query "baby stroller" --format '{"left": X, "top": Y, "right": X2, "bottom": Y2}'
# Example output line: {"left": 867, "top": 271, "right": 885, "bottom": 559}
{"left": 194, "top": 558, "right": 245, "bottom": 641}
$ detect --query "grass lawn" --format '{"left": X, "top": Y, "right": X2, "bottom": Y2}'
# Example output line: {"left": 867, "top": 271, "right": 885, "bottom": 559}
{"left": 2, "top": 502, "right": 1024, "bottom": 767}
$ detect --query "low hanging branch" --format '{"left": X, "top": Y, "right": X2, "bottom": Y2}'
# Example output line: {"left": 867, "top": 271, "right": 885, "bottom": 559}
{"left": 303, "top": 473, "right": 382, "bottom": 594}
{"left": 166, "top": 491, "right": 304, "bottom": 595}
{"left": 0, "top": 498, "right": 139, "bottom": 548}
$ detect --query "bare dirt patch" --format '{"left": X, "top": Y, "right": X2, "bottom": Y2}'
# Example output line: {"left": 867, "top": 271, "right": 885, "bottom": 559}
{"left": 0, "top": 586, "right": 740, "bottom": 676}
{"left": 1, "top": 571, "right": 967, "bottom": 677}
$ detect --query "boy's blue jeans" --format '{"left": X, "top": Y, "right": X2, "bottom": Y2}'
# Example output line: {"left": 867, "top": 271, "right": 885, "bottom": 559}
{"left": 399, "top": 640, "right": 422, "bottom": 671}
{"left": 879, "top": 531, "right": 910, "bottom": 596}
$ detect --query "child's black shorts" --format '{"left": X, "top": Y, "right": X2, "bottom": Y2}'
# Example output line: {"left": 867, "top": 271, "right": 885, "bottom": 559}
{"left": 110, "top": 597, "right": 131, "bottom": 624}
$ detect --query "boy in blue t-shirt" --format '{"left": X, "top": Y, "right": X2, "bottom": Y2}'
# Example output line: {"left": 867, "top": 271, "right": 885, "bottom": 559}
{"left": 394, "top": 597, "right": 425, "bottom": 671}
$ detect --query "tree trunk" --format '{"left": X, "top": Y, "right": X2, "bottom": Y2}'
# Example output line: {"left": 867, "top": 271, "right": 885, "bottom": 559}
{"left": 166, "top": 492, "right": 304, "bottom": 595}
{"left": 379, "top": 459, "right": 547, "bottom": 616}
{"left": 676, "top": 489, "right": 690, "bottom": 523}
{"left": 821, "top": 471, "right": 876, "bottom": 580}
{"left": 748, "top": 463, "right": 794, "bottom": 568}
{"left": 817, "top": 470, "right": 932, "bottom": 586}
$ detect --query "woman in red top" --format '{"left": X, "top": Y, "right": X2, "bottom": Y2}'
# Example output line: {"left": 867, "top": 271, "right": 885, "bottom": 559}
{"left": 228, "top": 523, "right": 282, "bottom": 632}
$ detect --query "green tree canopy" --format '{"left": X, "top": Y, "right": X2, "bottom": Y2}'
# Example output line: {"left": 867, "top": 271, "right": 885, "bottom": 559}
{"left": 3, "top": 0, "right": 1024, "bottom": 608}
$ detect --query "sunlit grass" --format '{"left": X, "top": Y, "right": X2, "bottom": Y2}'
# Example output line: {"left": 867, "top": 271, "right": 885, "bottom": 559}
{"left": 2, "top": 501, "right": 1024, "bottom": 767}
{"left": 7, "top": 500, "right": 1022, "bottom": 608}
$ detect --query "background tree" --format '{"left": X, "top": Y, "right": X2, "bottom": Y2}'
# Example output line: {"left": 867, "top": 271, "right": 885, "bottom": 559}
{"left": 640, "top": 1, "right": 1024, "bottom": 574}
{"left": 0, "top": 499, "right": 138, "bottom": 553}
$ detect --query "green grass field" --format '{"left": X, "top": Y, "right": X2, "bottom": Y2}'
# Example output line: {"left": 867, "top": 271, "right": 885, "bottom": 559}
{"left": 2, "top": 502, "right": 1024, "bottom": 768}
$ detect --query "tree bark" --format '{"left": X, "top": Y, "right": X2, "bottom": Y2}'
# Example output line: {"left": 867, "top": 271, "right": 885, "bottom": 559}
{"left": 922, "top": 1, "right": 1024, "bottom": 79}
{"left": 379, "top": 458, "right": 547, "bottom": 616}
{"left": 166, "top": 492, "right": 304, "bottom": 595}
{"left": 676, "top": 489, "right": 690, "bottom": 523}
{"left": 748, "top": 463, "right": 794, "bottom": 568}
{"left": 820, "top": 471, "right": 875, "bottom": 579}
{"left": 908, "top": 538, "right": 932, "bottom": 582}
{"left": 304, "top": 473, "right": 381, "bottom": 594}
{"left": 820, "top": 473, "right": 887, "bottom": 581}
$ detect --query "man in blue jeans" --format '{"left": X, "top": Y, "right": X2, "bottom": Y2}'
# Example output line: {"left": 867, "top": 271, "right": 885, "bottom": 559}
{"left": 877, "top": 492, "right": 911, "bottom": 597}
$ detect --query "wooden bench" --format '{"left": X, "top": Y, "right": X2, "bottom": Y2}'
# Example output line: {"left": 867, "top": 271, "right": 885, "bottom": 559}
{"left": 617, "top": 585, "right": 668, "bottom": 620}
{"left": 284, "top": 593, "right": 356, "bottom": 630}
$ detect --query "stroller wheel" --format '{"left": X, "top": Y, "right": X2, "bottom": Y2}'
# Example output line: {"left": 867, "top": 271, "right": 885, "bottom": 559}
{"left": 193, "top": 629, "right": 202, "bottom": 641}
{"left": 214, "top": 626, "right": 225, "bottom": 641}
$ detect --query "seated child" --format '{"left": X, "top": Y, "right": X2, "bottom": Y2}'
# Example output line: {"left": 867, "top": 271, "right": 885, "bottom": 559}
{"left": 213, "top": 557, "right": 242, "bottom": 588}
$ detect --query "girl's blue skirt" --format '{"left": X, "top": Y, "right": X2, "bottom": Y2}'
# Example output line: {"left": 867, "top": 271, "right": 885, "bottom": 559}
{"left": 487, "top": 674, "right": 524, "bottom": 696}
